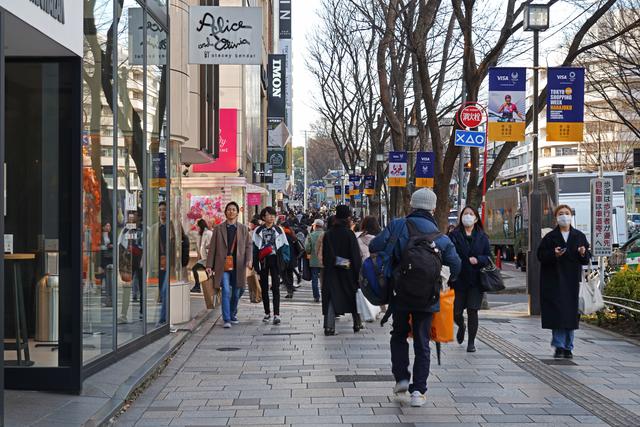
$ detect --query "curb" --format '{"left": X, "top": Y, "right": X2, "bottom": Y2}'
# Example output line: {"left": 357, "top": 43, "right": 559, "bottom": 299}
{"left": 83, "top": 307, "right": 218, "bottom": 427}
{"left": 581, "top": 319, "right": 640, "bottom": 348}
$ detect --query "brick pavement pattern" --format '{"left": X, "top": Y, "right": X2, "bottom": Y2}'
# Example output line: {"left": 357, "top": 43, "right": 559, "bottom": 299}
{"left": 116, "top": 284, "right": 640, "bottom": 426}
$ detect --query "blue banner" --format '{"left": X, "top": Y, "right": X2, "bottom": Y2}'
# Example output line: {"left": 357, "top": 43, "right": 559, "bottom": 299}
{"left": 547, "top": 67, "right": 584, "bottom": 141}
{"left": 388, "top": 151, "right": 407, "bottom": 187}
{"left": 334, "top": 185, "right": 341, "bottom": 196}
{"left": 415, "top": 152, "right": 434, "bottom": 188}
{"left": 363, "top": 175, "right": 375, "bottom": 195}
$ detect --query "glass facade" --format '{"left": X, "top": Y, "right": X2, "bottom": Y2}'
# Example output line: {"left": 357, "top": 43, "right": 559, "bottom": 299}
{"left": 82, "top": 0, "right": 170, "bottom": 367}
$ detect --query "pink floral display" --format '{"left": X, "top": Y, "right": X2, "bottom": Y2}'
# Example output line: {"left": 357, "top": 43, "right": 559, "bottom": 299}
{"left": 186, "top": 193, "right": 226, "bottom": 231}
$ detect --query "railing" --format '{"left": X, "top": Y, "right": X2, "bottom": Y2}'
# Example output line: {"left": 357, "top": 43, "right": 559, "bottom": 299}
{"left": 602, "top": 296, "right": 640, "bottom": 315}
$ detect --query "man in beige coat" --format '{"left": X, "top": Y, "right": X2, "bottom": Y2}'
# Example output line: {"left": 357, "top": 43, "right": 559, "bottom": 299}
{"left": 206, "top": 202, "right": 252, "bottom": 328}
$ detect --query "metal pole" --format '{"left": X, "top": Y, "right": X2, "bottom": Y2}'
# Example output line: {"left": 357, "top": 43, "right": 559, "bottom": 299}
{"left": 527, "top": 30, "right": 542, "bottom": 315}
{"left": 457, "top": 79, "right": 467, "bottom": 211}
{"left": 481, "top": 124, "right": 488, "bottom": 223}
{"left": 303, "top": 130, "right": 308, "bottom": 211}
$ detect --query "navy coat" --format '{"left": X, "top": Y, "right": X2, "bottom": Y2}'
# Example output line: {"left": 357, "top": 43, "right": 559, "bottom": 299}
{"left": 537, "top": 226, "right": 590, "bottom": 330}
{"left": 449, "top": 228, "right": 492, "bottom": 291}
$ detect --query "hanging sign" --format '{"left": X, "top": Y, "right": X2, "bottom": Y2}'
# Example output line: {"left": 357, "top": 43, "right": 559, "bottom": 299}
{"left": 334, "top": 185, "right": 342, "bottom": 196}
{"left": 267, "top": 54, "right": 287, "bottom": 124}
{"left": 349, "top": 174, "right": 360, "bottom": 196}
{"left": 247, "top": 193, "right": 262, "bottom": 206}
{"left": 415, "top": 152, "right": 435, "bottom": 188}
{"left": 345, "top": 185, "right": 350, "bottom": 197}
{"left": 188, "top": 6, "right": 263, "bottom": 65}
{"left": 488, "top": 67, "right": 526, "bottom": 142}
{"left": 150, "top": 153, "right": 166, "bottom": 188}
{"left": 363, "top": 175, "right": 375, "bottom": 196}
{"left": 129, "top": 8, "right": 167, "bottom": 65}
{"left": 193, "top": 109, "right": 238, "bottom": 173}
{"left": 547, "top": 67, "right": 585, "bottom": 142}
{"left": 388, "top": 152, "right": 407, "bottom": 187}
{"left": 279, "top": 0, "right": 291, "bottom": 39}
{"left": 591, "top": 178, "right": 613, "bottom": 256}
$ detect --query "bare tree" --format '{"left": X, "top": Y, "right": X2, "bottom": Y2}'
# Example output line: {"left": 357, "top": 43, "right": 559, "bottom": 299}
{"left": 306, "top": 136, "right": 342, "bottom": 181}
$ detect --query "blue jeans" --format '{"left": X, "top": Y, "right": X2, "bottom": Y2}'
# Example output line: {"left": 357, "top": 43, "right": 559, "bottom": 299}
{"left": 551, "top": 329, "right": 575, "bottom": 351}
{"left": 310, "top": 267, "right": 321, "bottom": 300}
{"left": 221, "top": 271, "right": 242, "bottom": 322}
{"left": 391, "top": 311, "right": 433, "bottom": 394}
{"left": 159, "top": 270, "right": 167, "bottom": 324}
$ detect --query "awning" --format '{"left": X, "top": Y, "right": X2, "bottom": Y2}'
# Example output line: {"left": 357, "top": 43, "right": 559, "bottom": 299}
{"left": 181, "top": 147, "right": 214, "bottom": 165}
{"left": 246, "top": 183, "right": 270, "bottom": 195}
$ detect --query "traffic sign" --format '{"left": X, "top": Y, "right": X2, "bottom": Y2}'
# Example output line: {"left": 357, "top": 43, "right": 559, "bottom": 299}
{"left": 457, "top": 104, "right": 484, "bottom": 128}
{"left": 454, "top": 130, "right": 485, "bottom": 148}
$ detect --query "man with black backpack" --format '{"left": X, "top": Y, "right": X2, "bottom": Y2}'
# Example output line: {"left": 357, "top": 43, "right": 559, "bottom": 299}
{"left": 369, "top": 188, "right": 461, "bottom": 407}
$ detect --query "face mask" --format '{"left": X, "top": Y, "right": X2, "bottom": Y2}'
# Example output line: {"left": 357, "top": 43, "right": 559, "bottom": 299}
{"left": 461, "top": 214, "right": 477, "bottom": 227}
{"left": 557, "top": 214, "right": 572, "bottom": 227}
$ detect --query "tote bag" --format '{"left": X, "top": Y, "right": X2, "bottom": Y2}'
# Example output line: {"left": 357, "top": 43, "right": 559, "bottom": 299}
{"left": 579, "top": 267, "right": 605, "bottom": 315}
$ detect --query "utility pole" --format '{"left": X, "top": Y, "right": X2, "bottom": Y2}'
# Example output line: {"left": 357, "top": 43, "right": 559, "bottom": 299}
{"left": 457, "top": 78, "right": 467, "bottom": 211}
{"left": 303, "top": 130, "right": 308, "bottom": 211}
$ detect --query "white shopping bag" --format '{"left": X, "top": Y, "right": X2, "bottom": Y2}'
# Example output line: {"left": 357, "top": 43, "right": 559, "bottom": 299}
{"left": 356, "top": 289, "right": 381, "bottom": 322}
{"left": 579, "top": 268, "right": 605, "bottom": 315}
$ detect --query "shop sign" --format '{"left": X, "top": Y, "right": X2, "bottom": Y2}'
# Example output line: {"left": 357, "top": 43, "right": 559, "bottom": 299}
{"left": 388, "top": 151, "right": 407, "bottom": 187}
{"left": 28, "top": 0, "right": 65, "bottom": 23}
{"left": 591, "top": 178, "right": 613, "bottom": 256}
{"left": 488, "top": 67, "right": 526, "bottom": 142}
{"left": 279, "top": 0, "right": 291, "bottom": 39}
{"left": 267, "top": 148, "right": 286, "bottom": 174}
{"left": 188, "top": 6, "right": 262, "bottom": 65}
{"left": 128, "top": 8, "right": 167, "bottom": 66}
{"left": 267, "top": 54, "right": 287, "bottom": 123}
{"left": 192, "top": 109, "right": 238, "bottom": 173}
{"left": 363, "top": 175, "right": 375, "bottom": 195}
{"left": 547, "top": 67, "right": 585, "bottom": 142}
{"left": 415, "top": 151, "right": 434, "bottom": 188}
{"left": 247, "top": 193, "right": 261, "bottom": 206}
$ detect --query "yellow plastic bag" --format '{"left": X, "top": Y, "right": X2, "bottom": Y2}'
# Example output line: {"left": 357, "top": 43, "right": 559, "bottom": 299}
{"left": 431, "top": 288, "right": 455, "bottom": 343}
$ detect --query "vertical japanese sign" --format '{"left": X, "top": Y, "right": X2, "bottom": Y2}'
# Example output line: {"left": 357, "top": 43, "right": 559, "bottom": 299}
{"left": 193, "top": 109, "right": 238, "bottom": 173}
{"left": 591, "top": 178, "right": 613, "bottom": 256}
{"left": 363, "top": 175, "right": 375, "bottom": 195}
{"left": 488, "top": 67, "right": 526, "bottom": 142}
{"left": 547, "top": 67, "right": 585, "bottom": 142}
{"left": 389, "top": 152, "right": 407, "bottom": 187}
{"left": 415, "top": 152, "right": 435, "bottom": 188}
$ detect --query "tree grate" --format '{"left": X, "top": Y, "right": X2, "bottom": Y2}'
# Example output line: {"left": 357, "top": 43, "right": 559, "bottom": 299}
{"left": 478, "top": 327, "right": 640, "bottom": 427}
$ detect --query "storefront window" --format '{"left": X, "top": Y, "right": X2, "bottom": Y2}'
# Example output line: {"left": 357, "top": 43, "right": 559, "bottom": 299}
{"left": 116, "top": 0, "right": 145, "bottom": 345}
{"left": 82, "top": 1, "right": 116, "bottom": 363}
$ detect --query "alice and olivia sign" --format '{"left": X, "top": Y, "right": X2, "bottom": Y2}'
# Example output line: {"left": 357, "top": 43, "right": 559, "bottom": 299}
{"left": 188, "top": 6, "right": 263, "bottom": 65}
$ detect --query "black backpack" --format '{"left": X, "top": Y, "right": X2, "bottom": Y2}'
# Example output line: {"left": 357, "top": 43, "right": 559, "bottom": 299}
{"left": 392, "top": 219, "right": 442, "bottom": 310}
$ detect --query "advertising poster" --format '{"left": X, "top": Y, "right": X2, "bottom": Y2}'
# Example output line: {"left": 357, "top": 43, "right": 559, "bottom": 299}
{"left": 415, "top": 152, "right": 435, "bottom": 188}
{"left": 193, "top": 109, "right": 237, "bottom": 173}
{"left": 547, "top": 67, "right": 585, "bottom": 142}
{"left": 349, "top": 174, "right": 360, "bottom": 196}
{"left": 150, "top": 153, "right": 166, "bottom": 188}
{"left": 488, "top": 67, "right": 526, "bottom": 142}
{"left": 363, "top": 175, "right": 375, "bottom": 195}
{"left": 334, "top": 185, "right": 342, "bottom": 196}
{"left": 388, "top": 151, "right": 407, "bottom": 187}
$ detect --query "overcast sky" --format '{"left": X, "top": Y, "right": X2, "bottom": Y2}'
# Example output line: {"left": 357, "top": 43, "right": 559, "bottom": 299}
{"left": 290, "top": 1, "right": 578, "bottom": 147}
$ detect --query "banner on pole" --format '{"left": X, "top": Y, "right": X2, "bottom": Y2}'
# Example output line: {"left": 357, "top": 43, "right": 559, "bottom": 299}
{"left": 415, "top": 152, "right": 434, "bottom": 188}
{"left": 363, "top": 175, "right": 375, "bottom": 195}
{"left": 388, "top": 152, "right": 407, "bottom": 187}
{"left": 349, "top": 174, "right": 360, "bottom": 196}
{"left": 547, "top": 67, "right": 584, "bottom": 142}
{"left": 591, "top": 178, "right": 613, "bottom": 257}
{"left": 334, "top": 185, "right": 342, "bottom": 196}
{"left": 488, "top": 67, "right": 526, "bottom": 142}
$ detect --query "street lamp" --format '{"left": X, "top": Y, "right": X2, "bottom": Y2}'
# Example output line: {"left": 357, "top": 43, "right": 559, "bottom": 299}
{"left": 376, "top": 153, "right": 385, "bottom": 225}
{"left": 524, "top": 2, "right": 549, "bottom": 316}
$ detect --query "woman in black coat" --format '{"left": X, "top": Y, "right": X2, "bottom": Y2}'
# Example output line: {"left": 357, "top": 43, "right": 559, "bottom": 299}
{"left": 537, "top": 204, "right": 590, "bottom": 359}
{"left": 321, "top": 205, "right": 362, "bottom": 336}
{"left": 449, "top": 206, "right": 492, "bottom": 353}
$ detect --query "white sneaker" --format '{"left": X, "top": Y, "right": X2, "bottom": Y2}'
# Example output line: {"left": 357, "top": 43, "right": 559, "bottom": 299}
{"left": 393, "top": 380, "right": 409, "bottom": 395}
{"left": 223, "top": 322, "right": 232, "bottom": 328}
{"left": 230, "top": 319, "right": 240, "bottom": 325}
{"left": 410, "top": 391, "right": 426, "bottom": 407}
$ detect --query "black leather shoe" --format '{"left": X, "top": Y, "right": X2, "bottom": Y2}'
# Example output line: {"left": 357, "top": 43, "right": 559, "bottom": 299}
{"left": 324, "top": 329, "right": 335, "bottom": 336}
{"left": 554, "top": 348, "right": 563, "bottom": 359}
{"left": 563, "top": 350, "right": 573, "bottom": 359}
{"left": 456, "top": 323, "right": 466, "bottom": 344}
{"left": 353, "top": 325, "right": 362, "bottom": 333}
{"left": 285, "top": 293, "right": 293, "bottom": 299}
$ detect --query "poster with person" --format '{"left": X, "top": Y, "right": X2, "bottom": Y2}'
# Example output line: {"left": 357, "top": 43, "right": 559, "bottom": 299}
{"left": 488, "top": 67, "right": 526, "bottom": 142}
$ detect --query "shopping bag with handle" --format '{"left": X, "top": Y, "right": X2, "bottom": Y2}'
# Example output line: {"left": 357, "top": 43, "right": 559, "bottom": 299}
{"left": 247, "top": 269, "right": 262, "bottom": 303}
{"left": 579, "top": 266, "right": 605, "bottom": 315}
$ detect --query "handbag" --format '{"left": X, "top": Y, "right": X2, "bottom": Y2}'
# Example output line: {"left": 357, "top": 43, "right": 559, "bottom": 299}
{"left": 431, "top": 288, "right": 455, "bottom": 342}
{"left": 579, "top": 265, "right": 605, "bottom": 315}
{"left": 224, "top": 234, "right": 237, "bottom": 272}
{"left": 119, "top": 247, "right": 133, "bottom": 283}
{"left": 201, "top": 274, "right": 217, "bottom": 309}
{"left": 302, "top": 257, "right": 312, "bottom": 281}
{"left": 247, "top": 269, "right": 262, "bottom": 303}
{"left": 356, "top": 289, "right": 381, "bottom": 322}
{"left": 479, "top": 259, "right": 505, "bottom": 293}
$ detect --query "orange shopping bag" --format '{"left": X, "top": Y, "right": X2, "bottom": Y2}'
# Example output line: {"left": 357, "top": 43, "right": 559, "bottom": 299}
{"left": 431, "top": 288, "right": 455, "bottom": 343}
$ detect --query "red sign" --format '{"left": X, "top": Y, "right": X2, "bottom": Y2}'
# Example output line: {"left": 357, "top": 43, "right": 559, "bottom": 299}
{"left": 457, "top": 104, "right": 484, "bottom": 129}
{"left": 193, "top": 109, "right": 237, "bottom": 173}
{"left": 247, "top": 193, "right": 261, "bottom": 206}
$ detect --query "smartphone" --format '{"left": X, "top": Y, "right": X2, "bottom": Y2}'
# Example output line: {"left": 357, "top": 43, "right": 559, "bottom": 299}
{"left": 559, "top": 247, "right": 567, "bottom": 254}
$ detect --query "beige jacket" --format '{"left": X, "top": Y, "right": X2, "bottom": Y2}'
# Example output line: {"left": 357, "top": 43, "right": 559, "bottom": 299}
{"left": 206, "top": 221, "right": 253, "bottom": 289}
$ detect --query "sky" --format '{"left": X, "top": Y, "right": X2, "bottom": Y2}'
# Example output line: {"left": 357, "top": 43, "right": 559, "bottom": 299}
{"left": 289, "top": 0, "right": 581, "bottom": 147}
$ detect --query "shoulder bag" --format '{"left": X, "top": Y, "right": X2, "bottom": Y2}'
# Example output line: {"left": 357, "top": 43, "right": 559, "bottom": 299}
{"left": 479, "top": 258, "right": 505, "bottom": 293}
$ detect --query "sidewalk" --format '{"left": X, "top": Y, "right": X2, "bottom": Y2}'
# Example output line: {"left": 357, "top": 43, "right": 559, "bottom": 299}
{"left": 114, "top": 283, "right": 640, "bottom": 427}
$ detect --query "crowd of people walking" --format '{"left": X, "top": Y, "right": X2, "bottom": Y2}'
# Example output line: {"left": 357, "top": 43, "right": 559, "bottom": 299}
{"left": 188, "top": 188, "right": 591, "bottom": 407}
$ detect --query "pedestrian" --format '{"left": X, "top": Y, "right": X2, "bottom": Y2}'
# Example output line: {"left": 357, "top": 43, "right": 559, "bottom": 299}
{"left": 100, "top": 222, "right": 114, "bottom": 308}
{"left": 252, "top": 206, "right": 290, "bottom": 325}
{"left": 304, "top": 219, "right": 325, "bottom": 303}
{"left": 149, "top": 201, "right": 176, "bottom": 325}
{"left": 321, "top": 205, "right": 362, "bottom": 336}
{"left": 281, "top": 221, "right": 302, "bottom": 298}
{"left": 448, "top": 206, "right": 492, "bottom": 353}
{"left": 118, "top": 211, "right": 143, "bottom": 320}
{"left": 369, "top": 188, "right": 461, "bottom": 407}
{"left": 537, "top": 204, "right": 590, "bottom": 359}
{"left": 191, "top": 219, "right": 212, "bottom": 293}
{"left": 206, "top": 202, "right": 253, "bottom": 328}
{"left": 356, "top": 216, "right": 381, "bottom": 260}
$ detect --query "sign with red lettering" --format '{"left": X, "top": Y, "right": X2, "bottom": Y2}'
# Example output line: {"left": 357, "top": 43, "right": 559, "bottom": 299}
{"left": 457, "top": 104, "right": 484, "bottom": 129}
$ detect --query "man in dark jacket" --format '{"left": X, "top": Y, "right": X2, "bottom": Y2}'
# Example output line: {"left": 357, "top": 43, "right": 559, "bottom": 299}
{"left": 370, "top": 188, "right": 461, "bottom": 407}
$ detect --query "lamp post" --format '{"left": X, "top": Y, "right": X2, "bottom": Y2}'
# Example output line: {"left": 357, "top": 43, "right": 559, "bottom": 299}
{"left": 376, "top": 153, "right": 385, "bottom": 225}
{"left": 357, "top": 160, "right": 366, "bottom": 220}
{"left": 524, "top": 2, "right": 549, "bottom": 316}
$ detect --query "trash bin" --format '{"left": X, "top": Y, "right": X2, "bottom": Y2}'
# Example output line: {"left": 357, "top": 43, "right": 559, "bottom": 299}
{"left": 35, "top": 274, "right": 59, "bottom": 342}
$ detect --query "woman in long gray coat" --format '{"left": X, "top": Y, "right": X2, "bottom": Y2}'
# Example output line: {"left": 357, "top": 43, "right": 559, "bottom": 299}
{"left": 321, "top": 205, "right": 362, "bottom": 336}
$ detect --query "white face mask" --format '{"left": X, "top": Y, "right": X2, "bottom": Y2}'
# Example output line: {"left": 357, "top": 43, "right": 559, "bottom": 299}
{"left": 557, "top": 214, "right": 572, "bottom": 227}
{"left": 461, "top": 214, "right": 477, "bottom": 227}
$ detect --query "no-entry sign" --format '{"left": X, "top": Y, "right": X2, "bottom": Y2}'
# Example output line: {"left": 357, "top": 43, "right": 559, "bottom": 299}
{"left": 457, "top": 104, "right": 484, "bottom": 129}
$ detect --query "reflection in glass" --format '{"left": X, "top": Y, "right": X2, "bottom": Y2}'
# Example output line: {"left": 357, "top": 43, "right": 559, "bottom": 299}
{"left": 82, "top": 1, "right": 116, "bottom": 364}
{"left": 116, "top": 0, "right": 145, "bottom": 345}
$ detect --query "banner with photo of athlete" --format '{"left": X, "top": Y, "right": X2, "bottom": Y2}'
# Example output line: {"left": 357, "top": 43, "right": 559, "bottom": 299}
{"left": 488, "top": 67, "right": 526, "bottom": 142}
